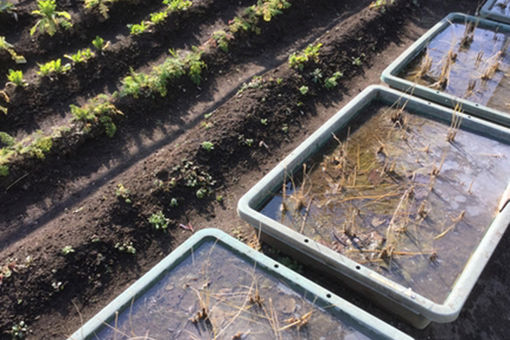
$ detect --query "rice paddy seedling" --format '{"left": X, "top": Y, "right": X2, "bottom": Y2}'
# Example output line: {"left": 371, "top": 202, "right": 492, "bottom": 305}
{"left": 30, "top": 0, "right": 72, "bottom": 36}
{"left": 446, "top": 104, "right": 463, "bottom": 143}
{"left": 6, "top": 69, "right": 26, "bottom": 87}
{"left": 0, "top": 36, "right": 26, "bottom": 64}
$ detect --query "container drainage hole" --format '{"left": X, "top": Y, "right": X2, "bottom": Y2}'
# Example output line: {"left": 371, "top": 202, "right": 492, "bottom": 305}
{"left": 326, "top": 293, "right": 332, "bottom": 298}
{"left": 274, "top": 264, "right": 279, "bottom": 268}
{"left": 304, "top": 239, "right": 309, "bottom": 243}
{"left": 355, "top": 265, "right": 361, "bottom": 270}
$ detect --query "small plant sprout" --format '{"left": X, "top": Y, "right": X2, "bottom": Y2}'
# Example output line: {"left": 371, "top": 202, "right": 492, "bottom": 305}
{"left": 299, "top": 85, "right": 309, "bottom": 95}
{"left": 30, "top": 0, "right": 72, "bottom": 36}
{"left": 148, "top": 211, "right": 170, "bottom": 230}
{"left": 324, "top": 71, "right": 343, "bottom": 89}
{"left": 201, "top": 141, "right": 214, "bottom": 151}
{"left": 65, "top": 48, "right": 95, "bottom": 64}
{"left": 128, "top": 21, "right": 149, "bottom": 35}
{"left": 84, "top": 0, "right": 117, "bottom": 19}
{"left": 61, "top": 245, "right": 75, "bottom": 255}
{"left": 37, "top": 58, "right": 71, "bottom": 77}
{"left": 163, "top": 0, "right": 192, "bottom": 11}
{"left": 115, "top": 183, "right": 132, "bottom": 203}
{"left": 115, "top": 241, "right": 136, "bottom": 254}
{"left": 0, "top": 36, "right": 26, "bottom": 64}
{"left": 260, "top": 118, "right": 268, "bottom": 125}
{"left": 196, "top": 187, "right": 208, "bottom": 199}
{"left": 352, "top": 54, "right": 365, "bottom": 66}
{"left": 415, "top": 51, "right": 432, "bottom": 79}
{"left": 288, "top": 43, "right": 322, "bottom": 71}
{"left": 170, "top": 198, "right": 178, "bottom": 207}
{"left": 6, "top": 69, "right": 27, "bottom": 87}
{"left": 9, "top": 320, "right": 28, "bottom": 339}
{"left": 150, "top": 11, "right": 168, "bottom": 25}
{"left": 211, "top": 30, "right": 232, "bottom": 52}
{"left": 91, "top": 36, "right": 109, "bottom": 51}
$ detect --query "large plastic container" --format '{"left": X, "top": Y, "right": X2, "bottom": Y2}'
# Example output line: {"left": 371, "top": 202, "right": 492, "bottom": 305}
{"left": 238, "top": 85, "right": 510, "bottom": 329}
{"left": 68, "top": 228, "right": 411, "bottom": 339}
{"left": 381, "top": 12, "right": 510, "bottom": 127}
{"left": 481, "top": 0, "right": 510, "bottom": 24}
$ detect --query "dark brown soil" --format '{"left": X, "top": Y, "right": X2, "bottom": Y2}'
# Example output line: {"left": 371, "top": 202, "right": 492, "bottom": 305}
{"left": 1, "top": 0, "right": 505, "bottom": 339}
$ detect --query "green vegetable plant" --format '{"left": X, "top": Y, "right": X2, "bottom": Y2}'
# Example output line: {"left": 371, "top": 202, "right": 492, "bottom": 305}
{"left": 150, "top": 11, "right": 168, "bottom": 25}
{"left": 21, "top": 132, "right": 53, "bottom": 159}
{"left": 288, "top": 43, "right": 322, "bottom": 71}
{"left": 61, "top": 245, "right": 75, "bottom": 255}
{"left": 115, "top": 241, "right": 136, "bottom": 254}
{"left": 201, "top": 141, "right": 214, "bottom": 151}
{"left": 65, "top": 48, "right": 95, "bottom": 64}
{"left": 70, "top": 94, "right": 123, "bottom": 137}
{"left": 120, "top": 68, "right": 150, "bottom": 98}
{"left": 324, "top": 71, "right": 343, "bottom": 89}
{"left": 0, "top": 36, "right": 26, "bottom": 64}
{"left": 91, "top": 36, "right": 109, "bottom": 52}
{"left": 127, "top": 21, "right": 149, "bottom": 35}
{"left": 6, "top": 69, "right": 27, "bottom": 87}
{"left": 185, "top": 48, "right": 206, "bottom": 85}
{"left": 30, "top": 0, "right": 72, "bottom": 36}
{"left": 211, "top": 30, "right": 232, "bottom": 52}
{"left": 229, "top": 0, "right": 290, "bottom": 34}
{"left": 148, "top": 211, "right": 170, "bottom": 231}
{"left": 37, "top": 58, "right": 71, "bottom": 77}
{"left": 84, "top": 0, "right": 117, "bottom": 19}
{"left": 9, "top": 320, "right": 28, "bottom": 339}
{"left": 163, "top": 0, "right": 192, "bottom": 10}
{"left": 299, "top": 85, "right": 309, "bottom": 95}
{"left": 115, "top": 183, "right": 132, "bottom": 203}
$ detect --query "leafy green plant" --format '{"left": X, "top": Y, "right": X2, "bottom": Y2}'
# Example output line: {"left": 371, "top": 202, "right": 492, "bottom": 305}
{"left": 352, "top": 55, "right": 365, "bottom": 66}
{"left": 9, "top": 320, "right": 28, "bottom": 339}
{"left": 369, "top": 0, "right": 394, "bottom": 11}
{"left": 170, "top": 198, "right": 178, "bottom": 207}
{"left": 311, "top": 68, "right": 323, "bottom": 83}
{"left": 115, "top": 241, "right": 136, "bottom": 254}
{"left": 30, "top": 0, "right": 72, "bottom": 36}
{"left": 299, "top": 85, "right": 309, "bottom": 95}
{"left": 196, "top": 187, "right": 208, "bottom": 199}
{"left": 201, "top": 141, "right": 214, "bottom": 151}
{"left": 185, "top": 48, "right": 206, "bottom": 85}
{"left": 260, "top": 118, "right": 268, "bottom": 125}
{"left": 37, "top": 58, "right": 71, "bottom": 77}
{"left": 6, "top": 69, "right": 26, "bottom": 87}
{"left": 288, "top": 43, "right": 322, "bottom": 71}
{"left": 115, "top": 183, "right": 132, "bottom": 203}
{"left": 61, "top": 245, "right": 75, "bottom": 255}
{"left": 163, "top": 0, "right": 192, "bottom": 11}
{"left": 147, "top": 50, "right": 186, "bottom": 96}
{"left": 229, "top": 0, "right": 290, "bottom": 34}
{"left": 91, "top": 36, "right": 109, "bottom": 51}
{"left": 0, "top": 132, "right": 14, "bottom": 147}
{"left": 120, "top": 68, "right": 149, "bottom": 98}
{"left": 0, "top": 36, "right": 26, "bottom": 64}
{"left": 211, "top": 30, "right": 232, "bottom": 52}
{"left": 22, "top": 133, "right": 53, "bottom": 159}
{"left": 84, "top": 0, "right": 117, "bottom": 19}
{"left": 150, "top": 11, "right": 168, "bottom": 25}
{"left": 324, "top": 71, "right": 343, "bottom": 89}
{"left": 65, "top": 48, "right": 95, "bottom": 64}
{"left": 128, "top": 21, "right": 149, "bottom": 35}
{"left": 148, "top": 211, "right": 170, "bottom": 230}
{"left": 254, "top": 0, "right": 290, "bottom": 22}
{"left": 70, "top": 94, "right": 123, "bottom": 137}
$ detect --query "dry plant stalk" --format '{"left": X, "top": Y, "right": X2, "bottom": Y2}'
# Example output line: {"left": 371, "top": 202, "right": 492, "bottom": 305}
{"left": 415, "top": 52, "right": 432, "bottom": 79}
{"left": 446, "top": 104, "right": 463, "bottom": 143}
{"left": 460, "top": 21, "right": 475, "bottom": 48}
{"left": 279, "top": 311, "right": 313, "bottom": 332}
{"left": 432, "top": 56, "right": 452, "bottom": 89}
{"left": 481, "top": 51, "right": 502, "bottom": 81}
{"left": 434, "top": 210, "right": 466, "bottom": 240}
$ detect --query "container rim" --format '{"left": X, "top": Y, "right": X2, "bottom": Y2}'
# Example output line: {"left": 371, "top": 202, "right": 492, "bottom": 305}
{"left": 380, "top": 12, "right": 510, "bottom": 127}
{"left": 237, "top": 85, "right": 510, "bottom": 323}
{"left": 480, "top": 0, "right": 510, "bottom": 25}
{"left": 68, "top": 227, "right": 412, "bottom": 340}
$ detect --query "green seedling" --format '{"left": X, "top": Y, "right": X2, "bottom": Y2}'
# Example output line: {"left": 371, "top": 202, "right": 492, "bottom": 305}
{"left": 352, "top": 56, "right": 363, "bottom": 66}
{"left": 185, "top": 48, "right": 206, "bottom": 85}
{"left": 324, "top": 71, "right": 343, "bottom": 89}
{"left": 61, "top": 245, "right": 75, "bottom": 255}
{"left": 288, "top": 43, "right": 322, "bottom": 71}
{"left": 115, "top": 241, "right": 136, "bottom": 254}
{"left": 70, "top": 94, "right": 123, "bottom": 137}
{"left": 196, "top": 187, "right": 208, "bottom": 199}
{"left": 9, "top": 320, "right": 28, "bottom": 339}
{"left": 260, "top": 118, "right": 268, "bottom": 125}
{"left": 164, "top": 0, "right": 192, "bottom": 11}
{"left": 84, "top": 0, "right": 117, "bottom": 19}
{"left": 6, "top": 69, "right": 26, "bottom": 87}
{"left": 148, "top": 211, "right": 170, "bottom": 230}
{"left": 0, "top": 36, "right": 26, "bottom": 64}
{"left": 91, "top": 36, "right": 109, "bottom": 51}
{"left": 128, "top": 21, "right": 149, "bottom": 35}
{"left": 0, "top": 132, "right": 14, "bottom": 148}
{"left": 30, "top": 0, "right": 72, "bottom": 36}
{"left": 37, "top": 58, "right": 71, "bottom": 77}
{"left": 115, "top": 183, "right": 132, "bottom": 203}
{"left": 299, "top": 85, "right": 309, "bottom": 95}
{"left": 201, "top": 141, "right": 214, "bottom": 151}
{"left": 65, "top": 48, "right": 95, "bottom": 64}
{"left": 150, "top": 11, "right": 168, "bottom": 25}
{"left": 211, "top": 30, "right": 232, "bottom": 52}
{"left": 170, "top": 198, "right": 178, "bottom": 207}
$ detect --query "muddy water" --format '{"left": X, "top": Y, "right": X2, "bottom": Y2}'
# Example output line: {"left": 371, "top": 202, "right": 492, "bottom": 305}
{"left": 261, "top": 103, "right": 510, "bottom": 304}
{"left": 487, "top": 0, "right": 510, "bottom": 17}
{"left": 96, "top": 240, "right": 370, "bottom": 339}
{"left": 401, "top": 21, "right": 510, "bottom": 113}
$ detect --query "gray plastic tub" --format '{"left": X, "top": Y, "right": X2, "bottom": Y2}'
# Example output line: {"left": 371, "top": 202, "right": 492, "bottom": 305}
{"left": 481, "top": 0, "right": 510, "bottom": 24}
{"left": 68, "top": 228, "right": 411, "bottom": 340}
{"left": 381, "top": 12, "right": 510, "bottom": 127}
{"left": 237, "top": 85, "right": 510, "bottom": 329}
